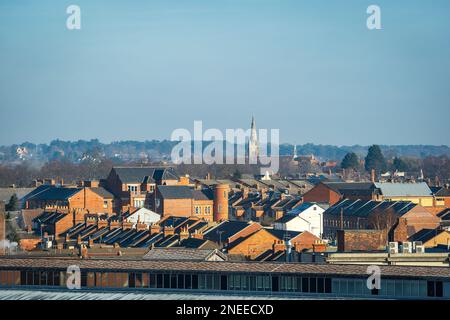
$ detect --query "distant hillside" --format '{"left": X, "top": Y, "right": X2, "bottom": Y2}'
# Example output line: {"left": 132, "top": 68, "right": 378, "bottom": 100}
{"left": 0, "top": 140, "right": 449, "bottom": 165}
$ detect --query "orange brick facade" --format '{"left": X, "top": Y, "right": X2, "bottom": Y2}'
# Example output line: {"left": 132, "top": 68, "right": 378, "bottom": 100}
{"left": 227, "top": 228, "right": 320, "bottom": 259}
{"left": 19, "top": 238, "right": 41, "bottom": 251}
{"left": 27, "top": 188, "right": 113, "bottom": 216}
{"left": 228, "top": 229, "right": 279, "bottom": 259}
{"left": 337, "top": 229, "right": 387, "bottom": 252}
{"left": 302, "top": 183, "right": 342, "bottom": 205}
{"left": 393, "top": 206, "right": 441, "bottom": 242}
{"left": 291, "top": 231, "right": 322, "bottom": 251}
{"left": 159, "top": 198, "right": 193, "bottom": 218}
{"left": 68, "top": 188, "right": 113, "bottom": 215}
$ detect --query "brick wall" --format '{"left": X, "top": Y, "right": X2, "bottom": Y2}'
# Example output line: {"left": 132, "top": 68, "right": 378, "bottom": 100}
{"left": 227, "top": 229, "right": 278, "bottom": 259}
{"left": 193, "top": 199, "right": 214, "bottom": 222}
{"left": 161, "top": 199, "right": 193, "bottom": 218}
{"left": 393, "top": 205, "right": 441, "bottom": 242}
{"left": 337, "top": 229, "right": 387, "bottom": 252}
{"left": 19, "top": 238, "right": 41, "bottom": 251}
{"left": 69, "top": 188, "right": 113, "bottom": 215}
{"left": 291, "top": 231, "right": 321, "bottom": 251}
{"left": 302, "top": 183, "right": 342, "bottom": 205}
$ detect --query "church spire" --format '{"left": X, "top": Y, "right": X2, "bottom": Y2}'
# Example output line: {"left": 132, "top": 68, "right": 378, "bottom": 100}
{"left": 249, "top": 115, "right": 259, "bottom": 163}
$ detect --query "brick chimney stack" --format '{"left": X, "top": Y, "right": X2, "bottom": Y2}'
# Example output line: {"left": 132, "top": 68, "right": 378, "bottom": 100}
{"left": 122, "top": 220, "right": 133, "bottom": 230}
{"left": 97, "top": 217, "right": 108, "bottom": 229}
{"left": 371, "top": 169, "right": 376, "bottom": 183}
{"left": 191, "top": 229, "right": 204, "bottom": 240}
{"left": 312, "top": 240, "right": 327, "bottom": 253}
{"left": 86, "top": 215, "right": 97, "bottom": 227}
{"left": 273, "top": 240, "right": 286, "bottom": 253}
{"left": 164, "top": 225, "right": 175, "bottom": 237}
{"left": 109, "top": 218, "right": 120, "bottom": 230}
{"left": 179, "top": 226, "right": 189, "bottom": 241}
{"left": 150, "top": 224, "right": 161, "bottom": 235}
{"left": 136, "top": 222, "right": 148, "bottom": 232}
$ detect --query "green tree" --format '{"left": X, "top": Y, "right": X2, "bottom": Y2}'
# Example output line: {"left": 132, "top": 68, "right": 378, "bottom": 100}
{"left": 5, "top": 194, "right": 19, "bottom": 211}
{"left": 393, "top": 157, "right": 409, "bottom": 172}
{"left": 341, "top": 152, "right": 359, "bottom": 170}
{"left": 6, "top": 224, "right": 20, "bottom": 243}
{"left": 365, "top": 145, "right": 387, "bottom": 173}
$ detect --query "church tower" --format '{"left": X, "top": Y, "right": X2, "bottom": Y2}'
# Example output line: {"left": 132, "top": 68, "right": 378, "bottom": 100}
{"left": 248, "top": 115, "right": 259, "bottom": 163}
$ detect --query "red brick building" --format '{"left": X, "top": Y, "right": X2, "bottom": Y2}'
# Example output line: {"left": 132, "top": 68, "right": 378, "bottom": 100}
{"left": 25, "top": 186, "right": 114, "bottom": 216}
{"left": 324, "top": 199, "right": 441, "bottom": 244}
{"left": 153, "top": 184, "right": 230, "bottom": 223}
{"left": 227, "top": 228, "right": 320, "bottom": 259}
{"left": 392, "top": 206, "right": 441, "bottom": 242}
{"left": 103, "top": 167, "right": 179, "bottom": 213}
{"left": 302, "top": 182, "right": 377, "bottom": 206}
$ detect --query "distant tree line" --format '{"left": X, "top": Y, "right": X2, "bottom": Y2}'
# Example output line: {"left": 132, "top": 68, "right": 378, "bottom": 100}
{"left": 340, "top": 145, "right": 450, "bottom": 181}
{"left": 1, "top": 139, "right": 450, "bottom": 165}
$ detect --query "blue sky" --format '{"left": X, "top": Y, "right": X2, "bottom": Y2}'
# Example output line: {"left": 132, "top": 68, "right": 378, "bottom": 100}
{"left": 0, "top": 0, "right": 449, "bottom": 146}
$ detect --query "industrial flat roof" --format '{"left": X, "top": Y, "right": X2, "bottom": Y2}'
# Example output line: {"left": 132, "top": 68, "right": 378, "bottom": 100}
{"left": 0, "top": 258, "right": 449, "bottom": 279}
{"left": 0, "top": 289, "right": 315, "bottom": 300}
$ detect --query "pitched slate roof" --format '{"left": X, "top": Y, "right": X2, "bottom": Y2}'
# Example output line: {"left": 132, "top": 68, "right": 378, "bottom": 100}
{"left": 157, "top": 185, "right": 194, "bottom": 199}
{"left": 203, "top": 221, "right": 253, "bottom": 242}
{"left": 437, "top": 208, "right": 450, "bottom": 221}
{"left": 153, "top": 168, "right": 179, "bottom": 181}
{"left": 192, "top": 189, "right": 214, "bottom": 201}
{"left": 432, "top": 186, "right": 450, "bottom": 197}
{"left": 233, "top": 193, "right": 261, "bottom": 208}
{"left": 33, "top": 211, "right": 68, "bottom": 225}
{"left": 409, "top": 228, "right": 448, "bottom": 243}
{"left": 27, "top": 186, "right": 81, "bottom": 201}
{"left": 274, "top": 214, "right": 299, "bottom": 224}
{"left": 90, "top": 187, "right": 114, "bottom": 199}
{"left": 265, "top": 229, "right": 301, "bottom": 241}
{"left": 113, "top": 167, "right": 157, "bottom": 183}
{"left": 179, "top": 238, "right": 217, "bottom": 249}
{"left": 374, "top": 182, "right": 433, "bottom": 197}
{"left": 287, "top": 202, "right": 316, "bottom": 215}
{"left": 113, "top": 167, "right": 179, "bottom": 184}
{"left": 323, "top": 182, "right": 377, "bottom": 197}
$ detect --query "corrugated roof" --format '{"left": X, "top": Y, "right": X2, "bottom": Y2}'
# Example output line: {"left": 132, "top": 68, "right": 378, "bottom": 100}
{"left": 374, "top": 182, "right": 433, "bottom": 197}
{"left": 324, "top": 199, "right": 416, "bottom": 218}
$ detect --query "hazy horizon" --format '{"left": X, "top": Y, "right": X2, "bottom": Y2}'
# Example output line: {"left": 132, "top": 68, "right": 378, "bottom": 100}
{"left": 1, "top": 0, "right": 449, "bottom": 146}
